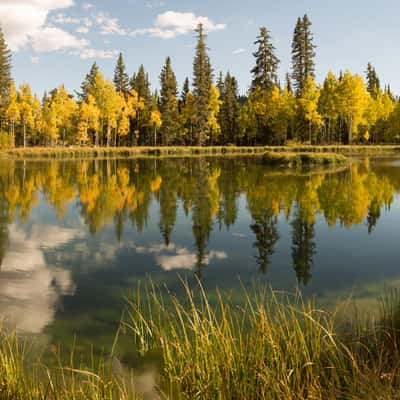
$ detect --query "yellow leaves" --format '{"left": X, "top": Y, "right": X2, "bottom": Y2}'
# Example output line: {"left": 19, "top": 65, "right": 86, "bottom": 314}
{"left": 150, "top": 109, "right": 162, "bottom": 129}
{"left": 208, "top": 84, "right": 222, "bottom": 135}
{"left": 150, "top": 176, "right": 162, "bottom": 192}
{"left": 299, "top": 77, "right": 322, "bottom": 129}
{"left": 78, "top": 94, "right": 100, "bottom": 143}
{"left": 364, "top": 131, "right": 370, "bottom": 142}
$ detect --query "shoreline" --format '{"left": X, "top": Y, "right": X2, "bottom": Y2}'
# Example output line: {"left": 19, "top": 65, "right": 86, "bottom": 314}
{"left": 1, "top": 145, "right": 400, "bottom": 159}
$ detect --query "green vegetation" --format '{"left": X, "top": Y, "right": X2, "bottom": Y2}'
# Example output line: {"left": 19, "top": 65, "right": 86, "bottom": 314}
{"left": 2, "top": 285, "right": 400, "bottom": 399}
{"left": 0, "top": 16, "right": 400, "bottom": 149}
{"left": 128, "top": 284, "right": 400, "bottom": 399}
{"left": 1, "top": 144, "right": 400, "bottom": 160}
{"left": 262, "top": 151, "right": 348, "bottom": 166}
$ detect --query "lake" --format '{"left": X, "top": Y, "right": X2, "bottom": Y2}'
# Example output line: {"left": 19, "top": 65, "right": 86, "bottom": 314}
{"left": 0, "top": 155, "right": 399, "bottom": 358}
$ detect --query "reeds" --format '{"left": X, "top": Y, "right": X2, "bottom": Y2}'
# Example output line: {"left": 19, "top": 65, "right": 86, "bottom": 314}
{"left": 125, "top": 282, "right": 400, "bottom": 399}
{"left": 1, "top": 283, "right": 400, "bottom": 399}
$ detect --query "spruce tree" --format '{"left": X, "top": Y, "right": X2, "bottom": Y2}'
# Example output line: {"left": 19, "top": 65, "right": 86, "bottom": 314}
{"left": 159, "top": 57, "right": 181, "bottom": 145}
{"left": 219, "top": 72, "right": 240, "bottom": 144}
{"left": 366, "top": 62, "right": 381, "bottom": 97}
{"left": 113, "top": 52, "right": 129, "bottom": 94}
{"left": 130, "top": 65, "right": 151, "bottom": 143}
{"left": 291, "top": 14, "right": 316, "bottom": 95}
{"left": 0, "top": 26, "right": 12, "bottom": 111}
{"left": 285, "top": 72, "right": 293, "bottom": 93}
{"left": 251, "top": 27, "right": 279, "bottom": 91}
{"left": 130, "top": 65, "right": 151, "bottom": 102}
{"left": 192, "top": 23, "right": 213, "bottom": 146}
{"left": 180, "top": 77, "right": 190, "bottom": 105}
{"left": 79, "top": 62, "right": 99, "bottom": 100}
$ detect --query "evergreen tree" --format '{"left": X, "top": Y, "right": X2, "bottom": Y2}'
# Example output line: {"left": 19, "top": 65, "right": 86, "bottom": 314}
{"left": 0, "top": 26, "right": 12, "bottom": 112}
{"left": 130, "top": 65, "right": 151, "bottom": 143}
{"left": 79, "top": 62, "right": 99, "bottom": 100}
{"left": 180, "top": 77, "right": 190, "bottom": 105}
{"left": 366, "top": 62, "right": 381, "bottom": 97}
{"left": 251, "top": 209, "right": 279, "bottom": 273}
{"left": 291, "top": 14, "right": 316, "bottom": 95}
{"left": 291, "top": 213, "right": 316, "bottom": 286}
{"left": 285, "top": 72, "right": 293, "bottom": 94}
{"left": 219, "top": 72, "right": 240, "bottom": 144}
{"left": 192, "top": 23, "right": 213, "bottom": 146}
{"left": 130, "top": 65, "right": 151, "bottom": 102}
{"left": 113, "top": 52, "right": 129, "bottom": 95}
{"left": 159, "top": 57, "right": 181, "bottom": 145}
{"left": 251, "top": 27, "right": 279, "bottom": 91}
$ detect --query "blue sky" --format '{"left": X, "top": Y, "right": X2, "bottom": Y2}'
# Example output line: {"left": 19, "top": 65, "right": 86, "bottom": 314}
{"left": 2, "top": 0, "right": 400, "bottom": 97}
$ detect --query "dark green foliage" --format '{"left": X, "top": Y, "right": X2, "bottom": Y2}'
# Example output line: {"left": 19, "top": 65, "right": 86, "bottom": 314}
{"left": 285, "top": 72, "right": 293, "bottom": 93}
{"left": 291, "top": 213, "right": 315, "bottom": 286}
{"left": 0, "top": 26, "right": 12, "bottom": 111}
{"left": 251, "top": 27, "right": 279, "bottom": 91}
{"left": 113, "top": 52, "right": 129, "bottom": 94}
{"left": 251, "top": 209, "right": 279, "bottom": 273}
{"left": 79, "top": 62, "right": 99, "bottom": 100}
{"left": 219, "top": 72, "right": 240, "bottom": 144}
{"left": 291, "top": 14, "right": 316, "bottom": 95}
{"left": 159, "top": 57, "right": 181, "bottom": 145}
{"left": 130, "top": 64, "right": 151, "bottom": 102}
{"left": 180, "top": 77, "right": 190, "bottom": 105}
{"left": 193, "top": 24, "right": 213, "bottom": 146}
{"left": 366, "top": 62, "right": 381, "bottom": 97}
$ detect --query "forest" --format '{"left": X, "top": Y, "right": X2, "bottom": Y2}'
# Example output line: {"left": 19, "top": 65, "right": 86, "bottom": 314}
{"left": 0, "top": 15, "right": 399, "bottom": 148}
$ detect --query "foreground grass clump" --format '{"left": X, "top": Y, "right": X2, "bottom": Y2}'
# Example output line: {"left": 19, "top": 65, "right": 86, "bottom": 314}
{"left": 0, "top": 331, "right": 143, "bottom": 399}
{"left": 262, "top": 151, "right": 348, "bottom": 167}
{"left": 127, "top": 284, "right": 400, "bottom": 400}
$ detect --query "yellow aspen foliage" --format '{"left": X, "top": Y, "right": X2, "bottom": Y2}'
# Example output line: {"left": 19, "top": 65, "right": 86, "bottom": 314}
{"left": 150, "top": 176, "right": 162, "bottom": 192}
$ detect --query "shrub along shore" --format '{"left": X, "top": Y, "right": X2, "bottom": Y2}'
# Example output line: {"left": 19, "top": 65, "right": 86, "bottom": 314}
{"left": 2, "top": 285, "right": 400, "bottom": 399}
{"left": 0, "top": 145, "right": 399, "bottom": 160}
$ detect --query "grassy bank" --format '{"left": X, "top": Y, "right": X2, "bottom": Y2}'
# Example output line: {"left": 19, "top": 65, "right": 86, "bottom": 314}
{"left": 1, "top": 144, "right": 400, "bottom": 159}
{"left": 2, "top": 285, "right": 400, "bottom": 399}
{"left": 262, "top": 151, "right": 348, "bottom": 166}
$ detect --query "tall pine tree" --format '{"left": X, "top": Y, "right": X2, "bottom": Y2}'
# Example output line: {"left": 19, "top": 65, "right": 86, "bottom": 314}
{"left": 251, "top": 27, "right": 279, "bottom": 91}
{"left": 159, "top": 57, "right": 181, "bottom": 145}
{"left": 192, "top": 24, "right": 213, "bottom": 146}
{"left": 291, "top": 14, "right": 316, "bottom": 96}
{"left": 366, "top": 62, "right": 381, "bottom": 97}
{"left": 79, "top": 62, "right": 99, "bottom": 100}
{"left": 0, "top": 26, "right": 12, "bottom": 112}
{"left": 219, "top": 72, "right": 240, "bottom": 144}
{"left": 113, "top": 52, "right": 129, "bottom": 95}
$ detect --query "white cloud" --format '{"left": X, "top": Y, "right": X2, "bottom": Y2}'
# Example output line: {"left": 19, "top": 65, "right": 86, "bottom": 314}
{"left": 31, "top": 26, "right": 88, "bottom": 52}
{"left": 233, "top": 48, "right": 246, "bottom": 55}
{"left": 0, "top": 1, "right": 119, "bottom": 59}
{"left": 131, "top": 11, "right": 226, "bottom": 39}
{"left": 0, "top": 0, "right": 75, "bottom": 50}
{"left": 0, "top": 224, "right": 78, "bottom": 333}
{"left": 95, "top": 11, "right": 127, "bottom": 35}
{"left": 77, "top": 47, "right": 119, "bottom": 59}
{"left": 136, "top": 242, "right": 227, "bottom": 271}
{"left": 53, "top": 13, "right": 80, "bottom": 24}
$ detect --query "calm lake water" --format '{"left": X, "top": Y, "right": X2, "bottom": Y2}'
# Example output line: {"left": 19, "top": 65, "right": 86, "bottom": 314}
{"left": 0, "top": 156, "right": 399, "bottom": 356}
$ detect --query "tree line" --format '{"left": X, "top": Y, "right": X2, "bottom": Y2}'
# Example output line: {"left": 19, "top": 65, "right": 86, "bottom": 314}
{"left": 0, "top": 16, "right": 399, "bottom": 148}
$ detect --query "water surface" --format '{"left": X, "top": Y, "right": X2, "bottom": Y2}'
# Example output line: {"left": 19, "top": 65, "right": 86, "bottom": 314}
{"left": 0, "top": 156, "right": 399, "bottom": 355}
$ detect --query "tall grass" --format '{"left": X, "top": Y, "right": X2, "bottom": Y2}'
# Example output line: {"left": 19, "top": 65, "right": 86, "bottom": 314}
{"left": 1, "top": 284, "right": 400, "bottom": 398}
{"left": 126, "top": 282, "right": 400, "bottom": 399}
{"left": 0, "top": 330, "right": 145, "bottom": 399}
